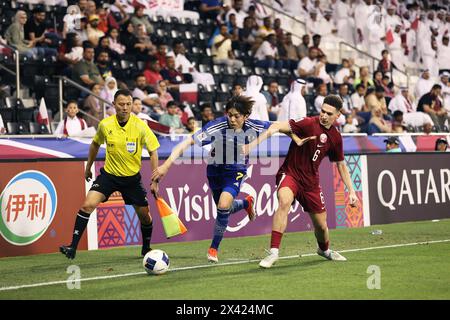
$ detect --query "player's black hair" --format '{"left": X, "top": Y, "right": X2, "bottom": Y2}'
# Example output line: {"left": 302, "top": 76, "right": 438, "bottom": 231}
{"left": 323, "top": 95, "right": 343, "bottom": 112}
{"left": 432, "top": 84, "right": 442, "bottom": 91}
{"left": 114, "top": 89, "right": 132, "bottom": 101}
{"left": 225, "top": 95, "right": 255, "bottom": 116}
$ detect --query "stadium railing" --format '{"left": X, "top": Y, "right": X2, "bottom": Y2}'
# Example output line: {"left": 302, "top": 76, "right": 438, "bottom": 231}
{"left": 0, "top": 42, "right": 21, "bottom": 99}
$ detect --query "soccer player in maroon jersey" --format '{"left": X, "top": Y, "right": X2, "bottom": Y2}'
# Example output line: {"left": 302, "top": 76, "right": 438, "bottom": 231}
{"left": 244, "top": 95, "right": 358, "bottom": 268}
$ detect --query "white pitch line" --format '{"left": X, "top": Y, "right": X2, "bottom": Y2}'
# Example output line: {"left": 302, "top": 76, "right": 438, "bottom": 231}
{"left": 1, "top": 239, "right": 449, "bottom": 292}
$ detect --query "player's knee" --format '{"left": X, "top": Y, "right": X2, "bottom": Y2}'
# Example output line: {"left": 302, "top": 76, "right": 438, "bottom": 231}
{"left": 278, "top": 198, "right": 293, "bottom": 212}
{"left": 80, "top": 204, "right": 96, "bottom": 214}
{"left": 217, "top": 202, "right": 231, "bottom": 212}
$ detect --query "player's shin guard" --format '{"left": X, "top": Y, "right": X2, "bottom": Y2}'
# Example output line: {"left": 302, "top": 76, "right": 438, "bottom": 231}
{"left": 230, "top": 199, "right": 248, "bottom": 214}
{"left": 70, "top": 210, "right": 90, "bottom": 249}
{"left": 141, "top": 221, "right": 153, "bottom": 251}
{"left": 210, "top": 208, "right": 230, "bottom": 250}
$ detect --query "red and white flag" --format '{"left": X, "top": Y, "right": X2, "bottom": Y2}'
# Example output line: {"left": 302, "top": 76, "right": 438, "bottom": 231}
{"left": 179, "top": 83, "right": 198, "bottom": 104}
{"left": 36, "top": 98, "right": 51, "bottom": 133}
{"left": 386, "top": 28, "right": 394, "bottom": 45}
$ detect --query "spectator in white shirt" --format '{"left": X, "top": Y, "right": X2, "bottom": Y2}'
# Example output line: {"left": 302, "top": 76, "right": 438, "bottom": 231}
{"left": 351, "top": 83, "right": 367, "bottom": 112}
{"left": 226, "top": 0, "right": 247, "bottom": 29}
{"left": 414, "top": 69, "right": 435, "bottom": 100}
{"left": 334, "top": 58, "right": 352, "bottom": 85}
{"left": 298, "top": 47, "right": 323, "bottom": 87}
{"left": 314, "top": 83, "right": 328, "bottom": 114}
{"left": 54, "top": 101, "right": 88, "bottom": 137}
{"left": 254, "top": 34, "right": 283, "bottom": 70}
{"left": 172, "top": 40, "right": 215, "bottom": 85}
{"left": 438, "top": 34, "right": 450, "bottom": 74}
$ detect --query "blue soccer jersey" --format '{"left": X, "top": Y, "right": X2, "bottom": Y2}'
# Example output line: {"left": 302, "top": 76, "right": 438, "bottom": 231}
{"left": 193, "top": 116, "right": 270, "bottom": 173}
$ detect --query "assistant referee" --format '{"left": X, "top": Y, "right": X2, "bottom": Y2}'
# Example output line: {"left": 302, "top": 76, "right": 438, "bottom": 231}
{"left": 60, "top": 89, "right": 160, "bottom": 259}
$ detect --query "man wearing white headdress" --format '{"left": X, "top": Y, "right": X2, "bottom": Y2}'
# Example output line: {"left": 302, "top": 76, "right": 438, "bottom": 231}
{"left": 414, "top": 69, "right": 434, "bottom": 100}
{"left": 354, "top": 0, "right": 373, "bottom": 50}
{"left": 277, "top": 78, "right": 307, "bottom": 121}
{"left": 367, "top": 10, "right": 386, "bottom": 58}
{"left": 244, "top": 75, "right": 269, "bottom": 121}
{"left": 335, "top": 0, "right": 356, "bottom": 45}
{"left": 388, "top": 24, "right": 407, "bottom": 71}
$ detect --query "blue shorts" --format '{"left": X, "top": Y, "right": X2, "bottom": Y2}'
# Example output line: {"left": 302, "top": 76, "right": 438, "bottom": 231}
{"left": 207, "top": 165, "right": 247, "bottom": 199}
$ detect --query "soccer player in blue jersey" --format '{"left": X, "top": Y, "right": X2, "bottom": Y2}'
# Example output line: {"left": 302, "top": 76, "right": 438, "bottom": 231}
{"left": 152, "top": 95, "right": 272, "bottom": 262}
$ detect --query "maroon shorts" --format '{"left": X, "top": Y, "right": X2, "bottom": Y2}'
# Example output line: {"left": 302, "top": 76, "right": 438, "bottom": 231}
{"left": 276, "top": 173, "right": 326, "bottom": 213}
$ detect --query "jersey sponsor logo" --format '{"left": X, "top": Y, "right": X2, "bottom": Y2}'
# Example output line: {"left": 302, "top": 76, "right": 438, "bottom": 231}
{"left": 126, "top": 142, "right": 136, "bottom": 153}
{"left": 320, "top": 133, "right": 327, "bottom": 144}
{"left": 0, "top": 170, "right": 58, "bottom": 246}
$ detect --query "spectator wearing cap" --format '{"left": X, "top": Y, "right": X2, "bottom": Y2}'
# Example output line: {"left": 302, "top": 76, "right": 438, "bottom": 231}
{"left": 438, "top": 35, "right": 450, "bottom": 74}
{"left": 414, "top": 69, "right": 434, "bottom": 100}
{"left": 435, "top": 138, "right": 449, "bottom": 152}
{"left": 87, "top": 14, "right": 104, "bottom": 47}
{"left": 384, "top": 136, "right": 402, "bottom": 152}
{"left": 417, "top": 84, "right": 449, "bottom": 131}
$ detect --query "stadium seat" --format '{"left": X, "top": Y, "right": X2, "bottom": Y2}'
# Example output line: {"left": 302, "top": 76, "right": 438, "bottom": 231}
{"left": 30, "top": 122, "right": 50, "bottom": 134}
{"left": 0, "top": 107, "right": 15, "bottom": 123}
{"left": 17, "top": 107, "right": 36, "bottom": 122}
{"left": 6, "top": 122, "right": 18, "bottom": 134}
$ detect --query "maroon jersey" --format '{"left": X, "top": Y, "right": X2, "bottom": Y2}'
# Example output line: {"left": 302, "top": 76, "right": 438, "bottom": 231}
{"left": 278, "top": 116, "right": 344, "bottom": 189}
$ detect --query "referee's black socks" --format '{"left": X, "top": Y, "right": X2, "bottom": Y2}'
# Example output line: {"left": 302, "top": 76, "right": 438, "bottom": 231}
{"left": 141, "top": 222, "right": 153, "bottom": 250}
{"left": 70, "top": 210, "right": 90, "bottom": 249}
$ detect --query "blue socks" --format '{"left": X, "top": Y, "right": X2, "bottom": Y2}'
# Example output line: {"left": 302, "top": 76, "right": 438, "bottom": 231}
{"left": 230, "top": 199, "right": 249, "bottom": 214}
{"left": 210, "top": 207, "right": 230, "bottom": 250}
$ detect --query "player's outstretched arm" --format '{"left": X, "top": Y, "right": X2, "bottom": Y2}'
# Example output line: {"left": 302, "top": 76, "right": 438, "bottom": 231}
{"left": 85, "top": 141, "right": 100, "bottom": 182}
{"left": 243, "top": 121, "right": 316, "bottom": 155}
{"left": 337, "top": 161, "right": 358, "bottom": 207}
{"left": 243, "top": 121, "right": 290, "bottom": 156}
{"left": 151, "top": 136, "right": 195, "bottom": 182}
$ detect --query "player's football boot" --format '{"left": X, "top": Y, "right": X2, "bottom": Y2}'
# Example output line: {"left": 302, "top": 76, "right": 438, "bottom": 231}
{"left": 59, "top": 245, "right": 76, "bottom": 260}
{"left": 207, "top": 247, "right": 218, "bottom": 263}
{"left": 317, "top": 248, "right": 347, "bottom": 261}
{"left": 259, "top": 249, "right": 279, "bottom": 268}
{"left": 141, "top": 247, "right": 153, "bottom": 257}
{"left": 245, "top": 195, "right": 256, "bottom": 221}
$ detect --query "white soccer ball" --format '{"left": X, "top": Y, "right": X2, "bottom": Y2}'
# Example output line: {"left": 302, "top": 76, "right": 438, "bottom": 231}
{"left": 143, "top": 249, "right": 170, "bottom": 275}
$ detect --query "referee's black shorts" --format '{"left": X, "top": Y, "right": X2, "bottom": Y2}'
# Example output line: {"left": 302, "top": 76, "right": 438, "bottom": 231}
{"left": 90, "top": 168, "right": 148, "bottom": 206}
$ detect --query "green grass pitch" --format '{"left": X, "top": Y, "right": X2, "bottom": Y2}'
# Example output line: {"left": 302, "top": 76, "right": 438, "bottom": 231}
{"left": 1, "top": 219, "right": 449, "bottom": 299}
